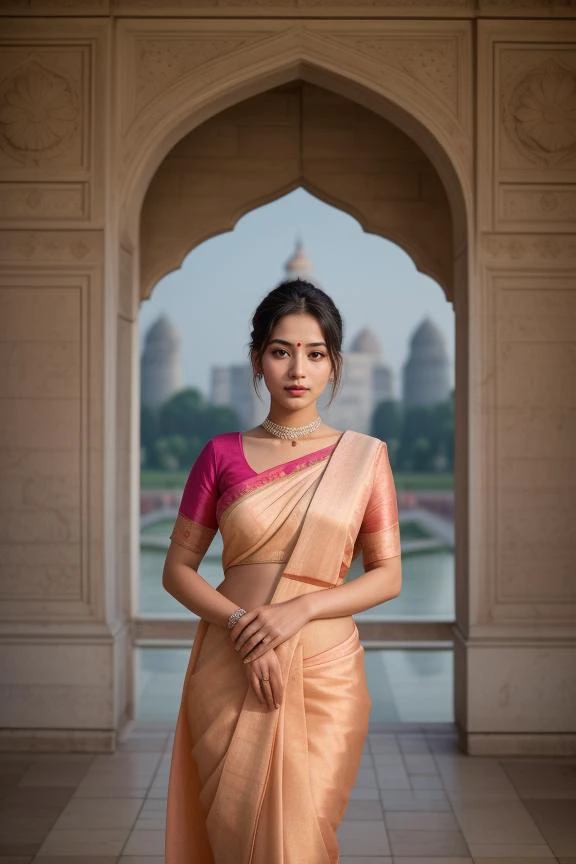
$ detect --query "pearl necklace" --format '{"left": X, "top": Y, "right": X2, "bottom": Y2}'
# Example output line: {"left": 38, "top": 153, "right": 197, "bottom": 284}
{"left": 261, "top": 415, "right": 322, "bottom": 446}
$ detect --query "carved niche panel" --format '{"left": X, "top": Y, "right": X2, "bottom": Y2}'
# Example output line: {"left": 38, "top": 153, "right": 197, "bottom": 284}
{"left": 0, "top": 182, "right": 88, "bottom": 222}
{"left": 482, "top": 232, "right": 576, "bottom": 265}
{"left": 0, "top": 229, "right": 103, "bottom": 619}
{"left": 0, "top": 47, "right": 89, "bottom": 169}
{"left": 499, "top": 48, "right": 576, "bottom": 172}
{"left": 492, "top": 272, "right": 576, "bottom": 612}
{"left": 0, "top": 279, "right": 83, "bottom": 605}
{"left": 497, "top": 183, "right": 576, "bottom": 230}
{"left": 0, "top": 229, "right": 102, "bottom": 265}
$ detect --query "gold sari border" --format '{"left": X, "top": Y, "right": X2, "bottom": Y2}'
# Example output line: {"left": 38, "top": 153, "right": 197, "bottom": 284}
{"left": 359, "top": 521, "right": 401, "bottom": 565}
{"left": 170, "top": 513, "right": 216, "bottom": 556}
{"left": 216, "top": 449, "right": 332, "bottom": 523}
{"left": 283, "top": 571, "right": 337, "bottom": 588}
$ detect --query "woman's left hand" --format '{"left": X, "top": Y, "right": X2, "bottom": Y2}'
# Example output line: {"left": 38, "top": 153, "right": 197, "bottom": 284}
{"left": 230, "top": 598, "right": 310, "bottom": 663}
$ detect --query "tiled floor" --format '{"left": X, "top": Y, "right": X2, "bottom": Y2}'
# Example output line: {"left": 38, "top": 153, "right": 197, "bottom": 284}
{"left": 1, "top": 724, "right": 575, "bottom": 863}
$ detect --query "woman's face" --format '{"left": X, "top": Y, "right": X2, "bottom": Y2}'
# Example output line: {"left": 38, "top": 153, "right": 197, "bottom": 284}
{"left": 257, "top": 313, "right": 333, "bottom": 412}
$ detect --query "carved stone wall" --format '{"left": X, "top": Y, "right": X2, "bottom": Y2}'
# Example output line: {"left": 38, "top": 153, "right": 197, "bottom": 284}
{"left": 3, "top": 0, "right": 571, "bottom": 19}
{"left": 0, "top": 229, "right": 114, "bottom": 736}
{"left": 141, "top": 83, "right": 453, "bottom": 298}
{"left": 475, "top": 21, "right": 576, "bottom": 630}
{"left": 0, "top": 19, "right": 107, "bottom": 228}
{"left": 0, "top": 3, "right": 575, "bottom": 755}
{"left": 450, "top": 19, "right": 576, "bottom": 753}
{"left": 117, "top": 18, "right": 472, "bottom": 247}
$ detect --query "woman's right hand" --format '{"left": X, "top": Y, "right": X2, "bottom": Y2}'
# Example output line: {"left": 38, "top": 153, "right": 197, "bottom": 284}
{"left": 244, "top": 647, "right": 283, "bottom": 711}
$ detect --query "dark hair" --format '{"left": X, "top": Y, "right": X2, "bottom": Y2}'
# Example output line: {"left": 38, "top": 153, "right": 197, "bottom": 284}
{"left": 249, "top": 279, "right": 343, "bottom": 405}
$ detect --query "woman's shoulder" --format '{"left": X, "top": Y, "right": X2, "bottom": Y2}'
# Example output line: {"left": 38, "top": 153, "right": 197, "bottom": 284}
{"left": 208, "top": 430, "right": 240, "bottom": 445}
{"left": 343, "top": 429, "right": 387, "bottom": 449}
{"left": 203, "top": 431, "right": 240, "bottom": 458}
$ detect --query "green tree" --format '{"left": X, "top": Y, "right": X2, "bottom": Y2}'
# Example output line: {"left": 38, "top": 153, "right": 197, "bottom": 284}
{"left": 372, "top": 399, "right": 402, "bottom": 468}
{"left": 372, "top": 399, "right": 402, "bottom": 441}
{"left": 153, "top": 435, "right": 188, "bottom": 471}
{"left": 140, "top": 404, "right": 159, "bottom": 468}
{"left": 139, "top": 387, "right": 242, "bottom": 471}
{"left": 203, "top": 404, "right": 241, "bottom": 438}
{"left": 159, "top": 388, "right": 205, "bottom": 439}
{"left": 396, "top": 398, "right": 454, "bottom": 473}
{"left": 158, "top": 388, "right": 240, "bottom": 442}
{"left": 412, "top": 436, "right": 433, "bottom": 472}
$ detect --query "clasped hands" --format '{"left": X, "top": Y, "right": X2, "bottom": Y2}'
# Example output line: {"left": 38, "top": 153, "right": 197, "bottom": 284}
{"left": 228, "top": 597, "right": 310, "bottom": 711}
{"left": 228, "top": 597, "right": 309, "bottom": 664}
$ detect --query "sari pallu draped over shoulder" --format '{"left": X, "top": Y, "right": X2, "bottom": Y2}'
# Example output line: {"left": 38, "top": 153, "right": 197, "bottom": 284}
{"left": 165, "top": 431, "right": 396, "bottom": 864}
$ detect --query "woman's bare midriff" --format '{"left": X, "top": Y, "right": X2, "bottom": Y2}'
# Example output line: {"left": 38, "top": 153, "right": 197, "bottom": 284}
{"left": 215, "top": 561, "right": 356, "bottom": 659}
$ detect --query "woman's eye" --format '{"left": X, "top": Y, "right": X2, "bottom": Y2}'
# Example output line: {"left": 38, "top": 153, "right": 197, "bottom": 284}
{"left": 271, "top": 348, "right": 288, "bottom": 357}
{"left": 310, "top": 352, "right": 326, "bottom": 360}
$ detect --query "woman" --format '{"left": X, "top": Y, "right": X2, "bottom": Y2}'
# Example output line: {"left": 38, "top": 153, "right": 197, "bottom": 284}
{"left": 163, "top": 279, "right": 402, "bottom": 864}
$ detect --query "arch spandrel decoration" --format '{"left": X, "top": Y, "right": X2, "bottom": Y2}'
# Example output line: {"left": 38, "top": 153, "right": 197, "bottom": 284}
{"left": 119, "top": 20, "right": 472, "bottom": 257}
{"left": 139, "top": 82, "right": 455, "bottom": 300}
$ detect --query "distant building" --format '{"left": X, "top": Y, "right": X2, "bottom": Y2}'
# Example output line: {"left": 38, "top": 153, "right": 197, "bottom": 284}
{"left": 209, "top": 239, "right": 317, "bottom": 427}
{"left": 210, "top": 241, "right": 397, "bottom": 434}
{"left": 322, "top": 326, "right": 395, "bottom": 434}
{"left": 208, "top": 244, "right": 452, "bottom": 433}
{"left": 284, "top": 237, "right": 315, "bottom": 282}
{"left": 141, "top": 314, "right": 183, "bottom": 409}
{"left": 402, "top": 317, "right": 450, "bottom": 409}
{"left": 210, "top": 365, "right": 267, "bottom": 429}
{"left": 351, "top": 328, "right": 394, "bottom": 408}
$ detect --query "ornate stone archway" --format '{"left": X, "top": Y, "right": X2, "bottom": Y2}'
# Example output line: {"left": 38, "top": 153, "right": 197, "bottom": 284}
{"left": 120, "top": 23, "right": 474, "bottom": 749}
{"left": 139, "top": 82, "right": 457, "bottom": 299}
{"left": 0, "top": 4, "right": 574, "bottom": 757}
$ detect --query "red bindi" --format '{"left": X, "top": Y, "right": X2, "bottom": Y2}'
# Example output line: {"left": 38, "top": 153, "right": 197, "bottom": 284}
{"left": 296, "top": 341, "right": 302, "bottom": 347}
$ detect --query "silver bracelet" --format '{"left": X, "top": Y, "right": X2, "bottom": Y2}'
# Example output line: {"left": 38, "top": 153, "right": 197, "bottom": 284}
{"left": 227, "top": 607, "right": 247, "bottom": 630}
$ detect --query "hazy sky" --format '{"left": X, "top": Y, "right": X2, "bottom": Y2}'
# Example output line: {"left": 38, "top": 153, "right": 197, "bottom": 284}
{"left": 139, "top": 188, "right": 454, "bottom": 399}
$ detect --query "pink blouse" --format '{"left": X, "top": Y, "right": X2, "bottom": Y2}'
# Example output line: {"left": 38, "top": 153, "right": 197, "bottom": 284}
{"left": 174, "top": 432, "right": 339, "bottom": 531}
{"left": 170, "top": 431, "right": 401, "bottom": 570}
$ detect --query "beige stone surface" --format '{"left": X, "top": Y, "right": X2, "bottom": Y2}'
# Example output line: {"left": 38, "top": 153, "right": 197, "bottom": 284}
{"left": 0, "top": 2, "right": 574, "bottom": 754}
{"left": 0, "top": 19, "right": 108, "bottom": 227}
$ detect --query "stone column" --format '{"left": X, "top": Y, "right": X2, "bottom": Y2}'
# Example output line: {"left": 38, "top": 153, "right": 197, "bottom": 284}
{"left": 0, "top": 19, "right": 129, "bottom": 751}
{"left": 454, "top": 21, "right": 576, "bottom": 755}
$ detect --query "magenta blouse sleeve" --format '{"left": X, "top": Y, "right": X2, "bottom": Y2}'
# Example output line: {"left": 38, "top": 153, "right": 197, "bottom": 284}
{"left": 169, "top": 439, "right": 218, "bottom": 557}
{"left": 357, "top": 442, "right": 401, "bottom": 568}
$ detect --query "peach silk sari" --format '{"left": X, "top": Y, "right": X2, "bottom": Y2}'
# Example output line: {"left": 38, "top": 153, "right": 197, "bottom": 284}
{"left": 165, "top": 430, "right": 400, "bottom": 864}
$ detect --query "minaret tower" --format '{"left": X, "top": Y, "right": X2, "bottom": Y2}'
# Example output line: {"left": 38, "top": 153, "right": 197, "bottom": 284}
{"left": 141, "top": 314, "right": 183, "bottom": 409}
{"left": 284, "top": 237, "right": 315, "bottom": 282}
{"left": 402, "top": 317, "right": 450, "bottom": 409}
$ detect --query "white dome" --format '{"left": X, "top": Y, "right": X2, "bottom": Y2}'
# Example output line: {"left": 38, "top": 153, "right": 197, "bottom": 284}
{"left": 284, "top": 239, "right": 313, "bottom": 279}
{"left": 410, "top": 318, "right": 445, "bottom": 353}
{"left": 145, "top": 315, "right": 180, "bottom": 346}
{"left": 349, "top": 327, "right": 382, "bottom": 358}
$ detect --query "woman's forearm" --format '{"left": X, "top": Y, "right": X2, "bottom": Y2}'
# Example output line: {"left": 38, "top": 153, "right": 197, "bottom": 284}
{"left": 162, "top": 562, "right": 240, "bottom": 628}
{"left": 301, "top": 557, "right": 402, "bottom": 621}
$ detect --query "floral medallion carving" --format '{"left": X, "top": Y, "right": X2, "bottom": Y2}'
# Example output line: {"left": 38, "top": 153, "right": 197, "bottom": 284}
{"left": 505, "top": 59, "right": 576, "bottom": 167}
{"left": 0, "top": 61, "right": 79, "bottom": 164}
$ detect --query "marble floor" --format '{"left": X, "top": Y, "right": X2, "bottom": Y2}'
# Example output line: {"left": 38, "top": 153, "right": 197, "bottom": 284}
{"left": 1, "top": 724, "right": 575, "bottom": 864}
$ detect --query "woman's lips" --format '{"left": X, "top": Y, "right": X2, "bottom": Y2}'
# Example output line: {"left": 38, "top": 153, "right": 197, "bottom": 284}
{"left": 285, "top": 387, "right": 308, "bottom": 395}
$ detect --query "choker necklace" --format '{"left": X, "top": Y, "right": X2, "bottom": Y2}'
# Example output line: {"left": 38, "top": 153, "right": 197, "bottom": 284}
{"left": 261, "top": 415, "right": 322, "bottom": 446}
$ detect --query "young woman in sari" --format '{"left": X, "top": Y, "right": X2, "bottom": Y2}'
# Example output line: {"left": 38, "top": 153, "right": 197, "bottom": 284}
{"left": 163, "top": 279, "right": 402, "bottom": 864}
